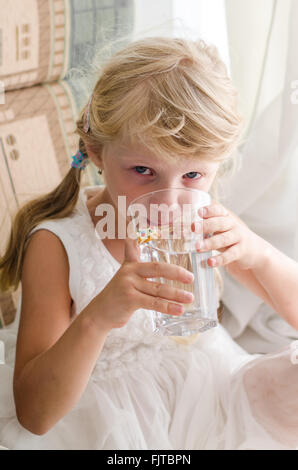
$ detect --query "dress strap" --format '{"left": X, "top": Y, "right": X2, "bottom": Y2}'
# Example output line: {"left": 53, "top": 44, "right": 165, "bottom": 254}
{"left": 26, "top": 220, "right": 81, "bottom": 314}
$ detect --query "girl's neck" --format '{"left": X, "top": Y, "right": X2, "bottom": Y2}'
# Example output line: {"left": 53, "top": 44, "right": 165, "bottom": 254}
{"left": 85, "top": 186, "right": 126, "bottom": 264}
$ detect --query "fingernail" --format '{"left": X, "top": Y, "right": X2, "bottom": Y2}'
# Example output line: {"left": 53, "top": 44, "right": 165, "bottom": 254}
{"left": 184, "top": 291, "right": 194, "bottom": 301}
{"left": 170, "top": 304, "right": 184, "bottom": 314}
{"left": 186, "top": 272, "right": 194, "bottom": 281}
{"left": 197, "top": 241, "right": 205, "bottom": 250}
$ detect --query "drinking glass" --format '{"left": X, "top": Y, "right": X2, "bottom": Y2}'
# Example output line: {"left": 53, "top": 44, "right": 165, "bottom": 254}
{"left": 127, "top": 188, "right": 218, "bottom": 336}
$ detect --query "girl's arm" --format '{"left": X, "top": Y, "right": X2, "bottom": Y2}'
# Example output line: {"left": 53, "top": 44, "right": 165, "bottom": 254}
{"left": 14, "top": 230, "right": 111, "bottom": 436}
{"left": 197, "top": 201, "right": 298, "bottom": 330}
{"left": 225, "top": 240, "right": 298, "bottom": 330}
{"left": 15, "top": 302, "right": 109, "bottom": 435}
{"left": 15, "top": 230, "right": 194, "bottom": 436}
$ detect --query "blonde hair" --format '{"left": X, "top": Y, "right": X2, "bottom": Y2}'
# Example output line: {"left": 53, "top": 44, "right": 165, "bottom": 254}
{"left": 0, "top": 36, "right": 244, "bottom": 303}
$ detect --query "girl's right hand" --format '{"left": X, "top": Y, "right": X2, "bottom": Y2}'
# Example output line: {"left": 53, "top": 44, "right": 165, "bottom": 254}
{"left": 91, "top": 237, "right": 195, "bottom": 331}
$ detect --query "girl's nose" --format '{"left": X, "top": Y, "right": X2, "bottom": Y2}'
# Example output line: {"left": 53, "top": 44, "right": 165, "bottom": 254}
{"left": 150, "top": 187, "right": 193, "bottom": 207}
{"left": 149, "top": 190, "right": 187, "bottom": 226}
{"left": 150, "top": 195, "right": 179, "bottom": 208}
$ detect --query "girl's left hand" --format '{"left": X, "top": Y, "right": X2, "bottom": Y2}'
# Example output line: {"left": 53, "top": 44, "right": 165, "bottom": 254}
{"left": 192, "top": 201, "right": 265, "bottom": 271}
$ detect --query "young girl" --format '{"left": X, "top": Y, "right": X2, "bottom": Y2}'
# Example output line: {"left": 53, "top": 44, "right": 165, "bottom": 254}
{"left": 0, "top": 37, "right": 298, "bottom": 450}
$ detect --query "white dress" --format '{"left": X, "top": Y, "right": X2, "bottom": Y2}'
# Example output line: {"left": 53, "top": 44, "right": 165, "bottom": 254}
{"left": 0, "top": 184, "right": 298, "bottom": 450}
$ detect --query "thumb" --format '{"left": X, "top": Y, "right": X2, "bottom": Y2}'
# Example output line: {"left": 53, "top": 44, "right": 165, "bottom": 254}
{"left": 124, "top": 235, "right": 140, "bottom": 263}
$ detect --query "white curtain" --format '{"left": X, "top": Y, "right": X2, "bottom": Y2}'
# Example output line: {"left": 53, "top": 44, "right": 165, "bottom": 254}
{"left": 133, "top": 0, "right": 298, "bottom": 353}
{"left": 218, "top": 0, "right": 298, "bottom": 353}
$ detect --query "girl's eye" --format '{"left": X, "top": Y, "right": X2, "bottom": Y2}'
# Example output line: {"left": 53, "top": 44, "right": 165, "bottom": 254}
{"left": 132, "top": 167, "right": 202, "bottom": 179}
{"left": 133, "top": 166, "right": 153, "bottom": 175}
{"left": 183, "top": 172, "right": 202, "bottom": 180}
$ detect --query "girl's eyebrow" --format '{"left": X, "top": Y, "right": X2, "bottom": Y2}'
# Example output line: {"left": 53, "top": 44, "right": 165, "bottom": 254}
{"left": 121, "top": 155, "right": 161, "bottom": 166}
{"left": 121, "top": 154, "right": 151, "bottom": 161}
{"left": 121, "top": 153, "right": 213, "bottom": 172}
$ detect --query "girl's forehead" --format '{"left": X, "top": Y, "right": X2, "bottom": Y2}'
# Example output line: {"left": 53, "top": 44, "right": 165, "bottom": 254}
{"left": 111, "top": 139, "right": 152, "bottom": 155}
{"left": 112, "top": 151, "right": 218, "bottom": 173}
{"left": 106, "top": 139, "right": 221, "bottom": 171}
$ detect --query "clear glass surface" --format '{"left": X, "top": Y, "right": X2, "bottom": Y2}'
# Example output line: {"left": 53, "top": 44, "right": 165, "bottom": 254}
{"left": 127, "top": 188, "right": 218, "bottom": 336}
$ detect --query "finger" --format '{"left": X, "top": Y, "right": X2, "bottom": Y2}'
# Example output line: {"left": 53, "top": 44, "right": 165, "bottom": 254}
{"left": 207, "top": 244, "right": 239, "bottom": 267}
{"left": 199, "top": 215, "right": 234, "bottom": 237}
{"left": 135, "top": 261, "right": 194, "bottom": 284}
{"left": 135, "top": 278, "right": 194, "bottom": 304}
{"left": 124, "top": 236, "right": 140, "bottom": 262}
{"left": 198, "top": 203, "right": 228, "bottom": 219}
{"left": 135, "top": 290, "right": 185, "bottom": 316}
{"left": 196, "top": 229, "right": 240, "bottom": 252}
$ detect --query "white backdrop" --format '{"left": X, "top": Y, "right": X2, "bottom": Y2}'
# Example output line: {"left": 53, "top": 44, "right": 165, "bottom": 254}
{"left": 133, "top": 0, "right": 230, "bottom": 71}
{"left": 134, "top": 0, "right": 298, "bottom": 353}
{"left": 219, "top": 0, "right": 298, "bottom": 353}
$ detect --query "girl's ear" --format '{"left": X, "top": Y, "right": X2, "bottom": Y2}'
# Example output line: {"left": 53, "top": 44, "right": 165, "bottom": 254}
{"left": 85, "top": 143, "right": 103, "bottom": 167}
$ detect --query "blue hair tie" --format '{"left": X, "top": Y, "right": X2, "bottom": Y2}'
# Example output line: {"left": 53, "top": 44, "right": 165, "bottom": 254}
{"left": 71, "top": 150, "right": 89, "bottom": 170}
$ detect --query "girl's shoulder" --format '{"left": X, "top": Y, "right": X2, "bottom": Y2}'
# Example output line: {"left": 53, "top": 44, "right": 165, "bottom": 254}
{"left": 24, "top": 185, "right": 117, "bottom": 316}
{"left": 27, "top": 185, "right": 104, "bottom": 242}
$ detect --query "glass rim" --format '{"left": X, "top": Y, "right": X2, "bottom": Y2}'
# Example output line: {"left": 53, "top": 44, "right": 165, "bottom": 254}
{"left": 128, "top": 186, "right": 210, "bottom": 209}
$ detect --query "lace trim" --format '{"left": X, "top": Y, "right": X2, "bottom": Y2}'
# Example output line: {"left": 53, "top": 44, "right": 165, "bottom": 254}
{"left": 92, "top": 340, "right": 179, "bottom": 380}
{"left": 70, "top": 193, "right": 118, "bottom": 314}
